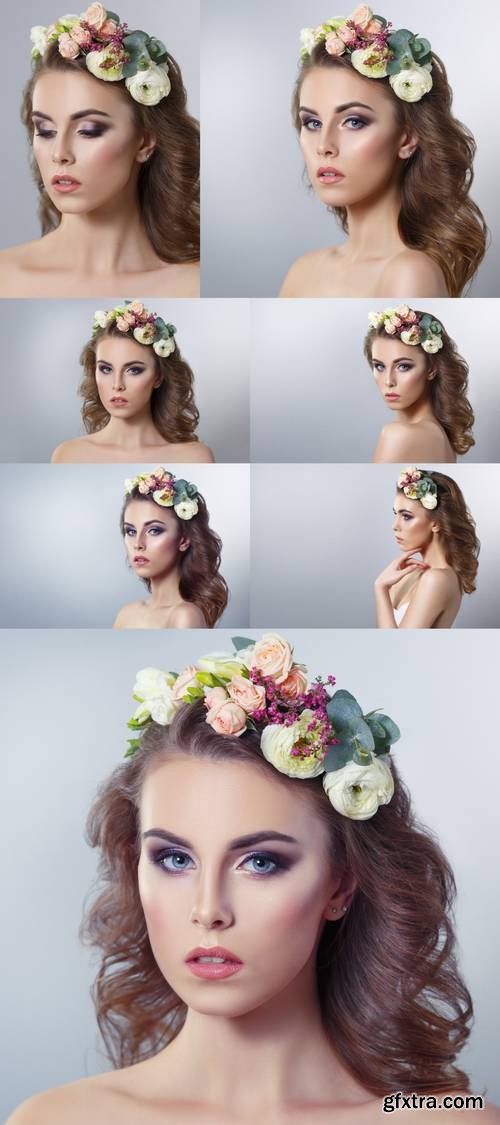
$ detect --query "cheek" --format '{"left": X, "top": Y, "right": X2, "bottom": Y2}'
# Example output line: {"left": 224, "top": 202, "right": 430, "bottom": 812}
{"left": 348, "top": 127, "right": 399, "bottom": 173}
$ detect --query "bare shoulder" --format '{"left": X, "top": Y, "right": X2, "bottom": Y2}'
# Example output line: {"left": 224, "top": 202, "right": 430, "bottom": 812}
{"left": 169, "top": 602, "right": 207, "bottom": 629}
{"left": 51, "top": 438, "right": 87, "bottom": 464}
{"left": 5, "top": 1078, "right": 115, "bottom": 1125}
{"left": 379, "top": 249, "right": 448, "bottom": 297}
{"left": 373, "top": 421, "right": 446, "bottom": 464}
{"left": 113, "top": 601, "right": 143, "bottom": 628}
{"left": 178, "top": 440, "right": 215, "bottom": 464}
{"left": 279, "top": 247, "right": 332, "bottom": 296}
{"left": 158, "top": 260, "right": 199, "bottom": 298}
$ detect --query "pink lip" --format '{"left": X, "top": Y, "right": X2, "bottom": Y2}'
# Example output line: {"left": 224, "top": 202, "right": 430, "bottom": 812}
{"left": 51, "top": 175, "right": 81, "bottom": 193}
{"left": 385, "top": 394, "right": 400, "bottom": 400}
{"left": 317, "top": 166, "right": 345, "bottom": 181}
{"left": 186, "top": 946, "right": 243, "bottom": 980}
{"left": 133, "top": 556, "right": 150, "bottom": 565}
{"left": 110, "top": 397, "right": 129, "bottom": 405}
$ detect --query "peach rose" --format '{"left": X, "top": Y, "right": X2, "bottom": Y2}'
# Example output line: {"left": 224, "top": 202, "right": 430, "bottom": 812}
{"left": 98, "top": 19, "right": 119, "bottom": 39}
{"left": 252, "top": 633, "right": 294, "bottom": 684}
{"left": 396, "top": 305, "right": 410, "bottom": 318}
{"left": 366, "top": 18, "right": 383, "bottom": 35}
{"left": 337, "top": 23, "right": 357, "bottom": 45}
{"left": 384, "top": 322, "right": 397, "bottom": 335}
{"left": 116, "top": 316, "right": 130, "bottom": 332}
{"left": 82, "top": 3, "right": 107, "bottom": 30}
{"left": 70, "top": 25, "right": 92, "bottom": 49}
{"left": 58, "top": 32, "right": 80, "bottom": 59}
{"left": 207, "top": 699, "right": 247, "bottom": 737}
{"left": 280, "top": 666, "right": 309, "bottom": 701}
{"left": 204, "top": 687, "right": 228, "bottom": 712}
{"left": 349, "top": 5, "right": 374, "bottom": 31}
{"left": 129, "top": 300, "right": 145, "bottom": 315}
{"left": 123, "top": 310, "right": 135, "bottom": 326}
{"left": 325, "top": 33, "right": 346, "bottom": 56}
{"left": 172, "top": 666, "right": 200, "bottom": 702}
{"left": 227, "top": 675, "right": 266, "bottom": 714}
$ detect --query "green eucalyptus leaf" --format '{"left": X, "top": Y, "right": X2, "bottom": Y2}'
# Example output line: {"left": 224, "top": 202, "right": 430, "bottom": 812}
{"left": 419, "top": 313, "right": 433, "bottom": 332}
{"left": 147, "top": 36, "right": 168, "bottom": 62}
{"left": 364, "top": 715, "right": 387, "bottom": 741}
{"left": 232, "top": 636, "right": 255, "bottom": 651}
{"left": 373, "top": 14, "right": 387, "bottom": 27}
{"left": 346, "top": 718, "right": 375, "bottom": 754}
{"left": 166, "top": 323, "right": 177, "bottom": 336}
{"left": 326, "top": 689, "right": 363, "bottom": 730}
{"left": 374, "top": 713, "right": 401, "bottom": 744}
{"left": 413, "top": 36, "right": 431, "bottom": 56}
{"left": 387, "top": 28, "right": 413, "bottom": 51}
{"left": 106, "top": 11, "right": 121, "bottom": 22}
{"left": 352, "top": 744, "right": 373, "bottom": 766}
{"left": 386, "top": 58, "right": 402, "bottom": 75}
{"left": 372, "top": 744, "right": 390, "bottom": 757}
{"left": 323, "top": 742, "right": 352, "bottom": 772}
{"left": 123, "top": 30, "right": 150, "bottom": 49}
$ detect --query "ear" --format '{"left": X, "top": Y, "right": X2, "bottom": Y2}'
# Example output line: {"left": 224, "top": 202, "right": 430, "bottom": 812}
{"left": 427, "top": 369, "right": 436, "bottom": 381}
{"left": 322, "top": 869, "right": 357, "bottom": 921}
{"left": 398, "top": 128, "right": 419, "bottom": 161}
{"left": 179, "top": 536, "right": 191, "bottom": 553}
{"left": 136, "top": 131, "right": 158, "bottom": 164}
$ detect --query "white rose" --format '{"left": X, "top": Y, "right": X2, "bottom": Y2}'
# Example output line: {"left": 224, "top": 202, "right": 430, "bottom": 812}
{"left": 421, "top": 335, "right": 443, "bottom": 354}
{"left": 198, "top": 653, "right": 247, "bottom": 680}
{"left": 389, "top": 64, "right": 433, "bottom": 103}
{"left": 153, "top": 337, "right": 176, "bottom": 357}
{"left": 133, "top": 667, "right": 177, "bottom": 725}
{"left": 299, "top": 27, "right": 317, "bottom": 55}
{"left": 420, "top": 493, "right": 438, "bottom": 510}
{"left": 261, "top": 720, "right": 326, "bottom": 780}
{"left": 368, "top": 311, "right": 381, "bottom": 329}
{"left": 93, "top": 309, "right": 108, "bottom": 328}
{"left": 323, "top": 757, "right": 394, "bottom": 820}
{"left": 125, "top": 62, "right": 171, "bottom": 106}
{"left": 251, "top": 633, "right": 294, "bottom": 684}
{"left": 30, "top": 26, "right": 49, "bottom": 57}
{"left": 86, "top": 46, "right": 124, "bottom": 82}
{"left": 174, "top": 498, "right": 199, "bottom": 520}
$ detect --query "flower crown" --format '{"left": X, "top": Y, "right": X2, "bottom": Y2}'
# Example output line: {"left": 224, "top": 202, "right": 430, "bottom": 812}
{"left": 300, "top": 6, "right": 433, "bottom": 103}
{"left": 397, "top": 466, "right": 438, "bottom": 510}
{"left": 93, "top": 300, "right": 176, "bottom": 358}
{"left": 368, "top": 306, "right": 443, "bottom": 354}
{"left": 124, "top": 466, "right": 199, "bottom": 520}
{"left": 30, "top": 5, "right": 171, "bottom": 106}
{"left": 125, "top": 633, "right": 401, "bottom": 821}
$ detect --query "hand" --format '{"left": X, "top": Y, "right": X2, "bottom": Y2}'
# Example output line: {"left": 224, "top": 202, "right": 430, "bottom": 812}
{"left": 375, "top": 551, "right": 429, "bottom": 592}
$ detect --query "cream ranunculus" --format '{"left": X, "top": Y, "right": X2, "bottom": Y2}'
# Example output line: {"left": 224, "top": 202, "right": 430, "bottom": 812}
{"left": 133, "top": 667, "right": 177, "bottom": 725}
{"left": 174, "top": 498, "right": 199, "bottom": 520}
{"left": 153, "top": 337, "right": 176, "bottom": 357}
{"left": 86, "top": 46, "right": 124, "bottom": 82}
{"left": 400, "top": 327, "right": 421, "bottom": 346}
{"left": 133, "top": 324, "right": 156, "bottom": 345}
{"left": 93, "top": 309, "right": 108, "bottom": 328}
{"left": 299, "top": 27, "right": 317, "bottom": 55}
{"left": 261, "top": 719, "right": 326, "bottom": 779}
{"left": 323, "top": 757, "right": 394, "bottom": 820}
{"left": 125, "top": 63, "right": 171, "bottom": 106}
{"left": 30, "top": 25, "right": 49, "bottom": 57}
{"left": 350, "top": 46, "right": 388, "bottom": 79}
{"left": 368, "top": 311, "right": 381, "bottom": 329}
{"left": 152, "top": 487, "right": 174, "bottom": 507}
{"left": 389, "top": 64, "right": 433, "bottom": 102}
{"left": 420, "top": 493, "right": 438, "bottom": 510}
{"left": 251, "top": 633, "right": 294, "bottom": 684}
{"left": 421, "top": 335, "right": 443, "bottom": 354}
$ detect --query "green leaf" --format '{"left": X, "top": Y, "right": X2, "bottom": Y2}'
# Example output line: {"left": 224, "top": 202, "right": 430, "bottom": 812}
{"left": 323, "top": 742, "right": 352, "bottom": 772}
{"left": 373, "top": 14, "right": 387, "bottom": 27}
{"left": 386, "top": 58, "right": 402, "bottom": 75}
{"left": 184, "top": 687, "right": 204, "bottom": 701}
{"left": 412, "top": 36, "right": 431, "bottom": 56}
{"left": 419, "top": 313, "right": 433, "bottom": 332}
{"left": 127, "top": 717, "right": 150, "bottom": 730}
{"left": 345, "top": 717, "right": 375, "bottom": 754}
{"left": 326, "top": 689, "right": 363, "bottom": 730}
{"left": 106, "top": 11, "right": 121, "bottom": 22}
{"left": 125, "top": 738, "right": 140, "bottom": 758}
{"left": 195, "top": 671, "right": 220, "bottom": 687}
{"left": 147, "top": 36, "right": 168, "bottom": 63}
{"left": 232, "top": 636, "right": 254, "bottom": 651}
{"left": 387, "top": 28, "right": 413, "bottom": 51}
{"left": 352, "top": 744, "right": 372, "bottom": 766}
{"left": 373, "top": 713, "right": 401, "bottom": 745}
{"left": 123, "top": 30, "right": 150, "bottom": 50}
{"left": 364, "top": 715, "right": 387, "bottom": 741}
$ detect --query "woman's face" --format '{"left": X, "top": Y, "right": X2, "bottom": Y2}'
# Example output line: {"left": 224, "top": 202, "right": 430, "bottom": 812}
{"left": 298, "top": 65, "right": 411, "bottom": 208}
{"left": 138, "top": 755, "right": 343, "bottom": 1019}
{"left": 392, "top": 494, "right": 434, "bottom": 553}
{"left": 371, "top": 336, "right": 433, "bottom": 412}
{"left": 123, "top": 500, "right": 189, "bottom": 580}
{"left": 32, "top": 68, "right": 150, "bottom": 216}
{"left": 96, "top": 335, "right": 161, "bottom": 419}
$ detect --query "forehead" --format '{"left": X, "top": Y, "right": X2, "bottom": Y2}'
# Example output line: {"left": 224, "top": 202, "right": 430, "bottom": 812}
{"left": 96, "top": 335, "right": 153, "bottom": 365}
{"left": 124, "top": 499, "right": 177, "bottom": 526}
{"left": 393, "top": 493, "right": 423, "bottom": 514}
{"left": 33, "top": 67, "right": 134, "bottom": 122}
{"left": 372, "top": 336, "right": 423, "bottom": 362}
{"left": 299, "top": 63, "right": 395, "bottom": 116}
{"left": 140, "top": 755, "right": 330, "bottom": 852}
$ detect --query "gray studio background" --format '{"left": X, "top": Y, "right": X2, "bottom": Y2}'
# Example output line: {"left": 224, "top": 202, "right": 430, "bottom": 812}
{"left": 201, "top": 0, "right": 499, "bottom": 297}
{"left": 0, "top": 299, "right": 249, "bottom": 463}
{"left": 0, "top": 463, "right": 249, "bottom": 627}
{"left": 1, "top": 628, "right": 499, "bottom": 1118}
{"left": 0, "top": 0, "right": 199, "bottom": 249}
{"left": 250, "top": 299, "right": 500, "bottom": 463}
{"left": 250, "top": 464, "right": 499, "bottom": 628}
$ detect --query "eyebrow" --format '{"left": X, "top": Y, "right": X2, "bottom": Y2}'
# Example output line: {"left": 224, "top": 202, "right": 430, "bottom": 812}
{"left": 123, "top": 519, "right": 167, "bottom": 529}
{"left": 32, "top": 109, "right": 112, "bottom": 121}
{"left": 393, "top": 508, "right": 413, "bottom": 516}
{"left": 372, "top": 356, "right": 414, "bottom": 365}
{"left": 142, "top": 829, "right": 300, "bottom": 849}
{"left": 299, "top": 101, "right": 374, "bottom": 115}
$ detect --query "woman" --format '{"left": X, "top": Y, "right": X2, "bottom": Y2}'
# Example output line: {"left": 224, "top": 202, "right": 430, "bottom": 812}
{"left": 114, "top": 466, "right": 228, "bottom": 629}
{"left": 280, "top": 7, "right": 487, "bottom": 298}
{"left": 365, "top": 306, "right": 474, "bottom": 464}
{"left": 375, "top": 467, "right": 479, "bottom": 629}
{"left": 51, "top": 302, "right": 214, "bottom": 464}
{"left": 7, "top": 633, "right": 498, "bottom": 1123}
{"left": 0, "top": 6, "right": 199, "bottom": 298}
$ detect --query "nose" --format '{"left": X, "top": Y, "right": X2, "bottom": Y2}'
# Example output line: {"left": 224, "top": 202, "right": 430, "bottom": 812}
{"left": 392, "top": 516, "right": 401, "bottom": 533}
{"left": 384, "top": 367, "right": 397, "bottom": 387}
{"left": 112, "top": 370, "right": 125, "bottom": 391}
{"left": 189, "top": 871, "right": 234, "bottom": 930}
{"left": 316, "top": 125, "right": 339, "bottom": 158}
{"left": 51, "top": 133, "right": 75, "bottom": 166}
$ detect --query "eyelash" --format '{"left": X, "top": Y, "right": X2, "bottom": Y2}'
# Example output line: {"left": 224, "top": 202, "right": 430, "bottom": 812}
{"left": 374, "top": 363, "right": 412, "bottom": 373}
{"left": 97, "top": 365, "right": 145, "bottom": 376}
{"left": 35, "top": 126, "right": 108, "bottom": 140}
{"left": 125, "top": 526, "right": 164, "bottom": 537}
{"left": 301, "top": 115, "right": 368, "bottom": 131}
{"left": 151, "top": 848, "right": 289, "bottom": 878}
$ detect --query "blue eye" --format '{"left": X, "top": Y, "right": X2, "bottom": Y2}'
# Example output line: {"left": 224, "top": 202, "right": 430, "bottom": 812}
{"left": 97, "top": 365, "right": 112, "bottom": 375}
{"left": 155, "top": 849, "right": 194, "bottom": 873}
{"left": 127, "top": 366, "right": 145, "bottom": 376}
{"left": 301, "top": 116, "right": 322, "bottom": 131}
{"left": 240, "top": 852, "right": 288, "bottom": 876}
{"left": 398, "top": 364, "right": 412, "bottom": 372}
{"left": 147, "top": 526, "right": 164, "bottom": 536}
{"left": 343, "top": 115, "right": 368, "bottom": 129}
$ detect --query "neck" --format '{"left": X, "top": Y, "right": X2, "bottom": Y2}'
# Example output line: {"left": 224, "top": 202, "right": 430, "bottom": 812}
{"left": 343, "top": 178, "right": 406, "bottom": 260}
{"left": 102, "top": 407, "right": 165, "bottom": 450}
{"left": 148, "top": 567, "right": 183, "bottom": 607}
{"left": 51, "top": 189, "right": 159, "bottom": 274}
{"left": 395, "top": 392, "right": 436, "bottom": 426}
{"left": 151, "top": 963, "right": 367, "bottom": 1114}
{"left": 421, "top": 533, "right": 448, "bottom": 568}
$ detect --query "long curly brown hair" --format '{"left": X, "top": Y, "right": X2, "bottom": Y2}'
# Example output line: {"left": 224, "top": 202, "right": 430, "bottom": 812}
{"left": 21, "top": 41, "right": 199, "bottom": 263}
{"left": 399, "top": 470, "right": 479, "bottom": 593}
{"left": 364, "top": 314, "right": 475, "bottom": 456}
{"left": 292, "top": 50, "right": 487, "bottom": 296}
{"left": 80, "top": 323, "right": 200, "bottom": 443}
{"left": 81, "top": 702, "right": 473, "bottom": 1096}
{"left": 120, "top": 489, "right": 228, "bottom": 627}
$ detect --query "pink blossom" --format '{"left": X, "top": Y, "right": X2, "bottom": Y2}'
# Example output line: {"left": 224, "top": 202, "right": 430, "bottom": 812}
{"left": 81, "top": 3, "right": 107, "bottom": 31}
{"left": 172, "top": 666, "right": 200, "bottom": 702}
{"left": 349, "top": 5, "right": 374, "bottom": 31}
{"left": 337, "top": 23, "right": 357, "bottom": 45}
{"left": 58, "top": 33, "right": 80, "bottom": 59}
{"left": 98, "top": 19, "right": 119, "bottom": 40}
{"left": 123, "top": 311, "right": 135, "bottom": 326}
{"left": 280, "top": 666, "right": 309, "bottom": 701}
{"left": 129, "top": 300, "right": 145, "bottom": 315}
{"left": 385, "top": 322, "right": 397, "bottom": 335}
{"left": 227, "top": 675, "right": 266, "bottom": 715}
{"left": 396, "top": 304, "right": 410, "bottom": 318}
{"left": 366, "top": 18, "right": 383, "bottom": 36}
{"left": 116, "top": 316, "right": 130, "bottom": 332}
{"left": 70, "top": 25, "right": 92, "bottom": 49}
{"left": 206, "top": 698, "right": 247, "bottom": 737}
{"left": 204, "top": 687, "right": 228, "bottom": 711}
{"left": 325, "top": 33, "right": 346, "bottom": 57}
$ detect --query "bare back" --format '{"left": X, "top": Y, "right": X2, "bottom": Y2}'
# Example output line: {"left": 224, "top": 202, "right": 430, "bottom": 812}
{"left": 391, "top": 568, "right": 462, "bottom": 629}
